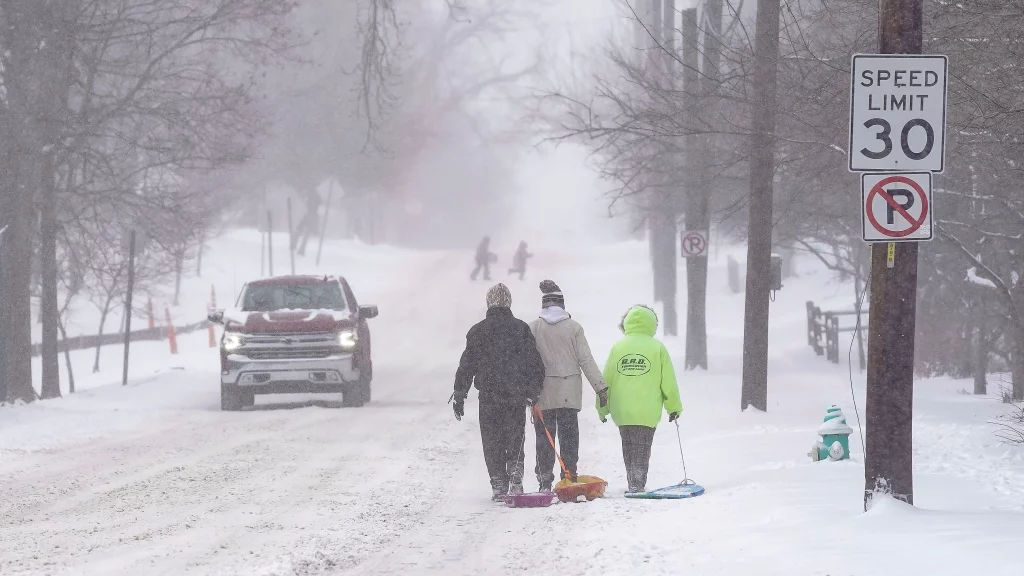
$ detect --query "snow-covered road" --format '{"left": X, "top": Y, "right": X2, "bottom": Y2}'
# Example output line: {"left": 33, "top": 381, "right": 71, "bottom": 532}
{"left": 3, "top": 233, "right": 1024, "bottom": 576}
{"left": 2, "top": 248, "right": 491, "bottom": 575}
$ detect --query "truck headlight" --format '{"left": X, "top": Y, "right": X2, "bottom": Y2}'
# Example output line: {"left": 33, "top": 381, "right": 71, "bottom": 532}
{"left": 337, "top": 330, "right": 357, "bottom": 350}
{"left": 223, "top": 333, "right": 245, "bottom": 351}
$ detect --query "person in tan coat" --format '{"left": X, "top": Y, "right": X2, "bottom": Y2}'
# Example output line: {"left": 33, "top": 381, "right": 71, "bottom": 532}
{"left": 528, "top": 280, "right": 608, "bottom": 491}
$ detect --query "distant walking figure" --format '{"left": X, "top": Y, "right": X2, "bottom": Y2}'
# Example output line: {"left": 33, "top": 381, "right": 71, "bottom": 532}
{"left": 508, "top": 241, "right": 533, "bottom": 280}
{"left": 470, "top": 236, "right": 496, "bottom": 281}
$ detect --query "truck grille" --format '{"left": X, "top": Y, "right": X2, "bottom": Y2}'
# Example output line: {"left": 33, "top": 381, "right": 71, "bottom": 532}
{"left": 246, "top": 348, "right": 333, "bottom": 360}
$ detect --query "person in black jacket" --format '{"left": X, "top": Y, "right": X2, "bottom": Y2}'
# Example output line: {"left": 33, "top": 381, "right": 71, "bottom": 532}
{"left": 452, "top": 283, "right": 545, "bottom": 500}
{"left": 470, "top": 236, "right": 495, "bottom": 281}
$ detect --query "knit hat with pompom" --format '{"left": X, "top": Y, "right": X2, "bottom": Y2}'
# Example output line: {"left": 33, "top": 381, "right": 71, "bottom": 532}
{"left": 540, "top": 280, "right": 564, "bottom": 308}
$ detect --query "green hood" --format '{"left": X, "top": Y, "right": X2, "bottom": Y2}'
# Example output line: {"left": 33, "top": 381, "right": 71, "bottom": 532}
{"left": 599, "top": 304, "right": 681, "bottom": 428}
{"left": 621, "top": 305, "right": 658, "bottom": 337}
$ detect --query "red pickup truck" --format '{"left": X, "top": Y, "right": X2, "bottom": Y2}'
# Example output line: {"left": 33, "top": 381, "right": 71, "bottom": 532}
{"left": 208, "top": 275, "right": 378, "bottom": 410}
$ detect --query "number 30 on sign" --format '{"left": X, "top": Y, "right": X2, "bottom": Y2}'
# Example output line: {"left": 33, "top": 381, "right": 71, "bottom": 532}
{"left": 849, "top": 54, "right": 948, "bottom": 173}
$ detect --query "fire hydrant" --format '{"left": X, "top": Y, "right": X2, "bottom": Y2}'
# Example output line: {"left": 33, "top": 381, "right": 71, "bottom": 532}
{"left": 809, "top": 405, "right": 854, "bottom": 461}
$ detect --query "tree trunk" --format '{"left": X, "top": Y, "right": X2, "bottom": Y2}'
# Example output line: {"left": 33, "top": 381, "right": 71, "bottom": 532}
{"left": 1014, "top": 323, "right": 1024, "bottom": 402}
{"left": 682, "top": 6, "right": 709, "bottom": 368}
{"left": 1, "top": 0, "right": 79, "bottom": 404}
{"left": 173, "top": 251, "right": 183, "bottom": 306}
{"left": 93, "top": 305, "right": 110, "bottom": 373}
{"left": 655, "top": 0, "right": 678, "bottom": 337}
{"left": 973, "top": 302, "right": 987, "bottom": 395}
{"left": 58, "top": 317, "right": 75, "bottom": 394}
{"left": 740, "top": 0, "right": 782, "bottom": 412}
{"left": 0, "top": 151, "right": 37, "bottom": 404}
{"left": 196, "top": 231, "right": 204, "bottom": 277}
{"left": 40, "top": 152, "right": 61, "bottom": 399}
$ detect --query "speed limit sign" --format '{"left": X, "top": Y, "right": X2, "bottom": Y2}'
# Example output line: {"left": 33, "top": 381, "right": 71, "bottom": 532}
{"left": 849, "top": 54, "right": 948, "bottom": 173}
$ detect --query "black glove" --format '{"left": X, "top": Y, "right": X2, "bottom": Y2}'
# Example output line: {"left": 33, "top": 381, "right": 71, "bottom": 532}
{"left": 450, "top": 392, "right": 466, "bottom": 421}
{"left": 669, "top": 411, "right": 680, "bottom": 422}
{"left": 597, "top": 388, "right": 608, "bottom": 408}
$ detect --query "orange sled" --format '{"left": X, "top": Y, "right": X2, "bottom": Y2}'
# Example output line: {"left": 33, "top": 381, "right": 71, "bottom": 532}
{"left": 532, "top": 406, "right": 608, "bottom": 503}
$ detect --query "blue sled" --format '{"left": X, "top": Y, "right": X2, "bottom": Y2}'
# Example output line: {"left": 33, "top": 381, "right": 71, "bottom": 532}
{"left": 624, "top": 479, "right": 705, "bottom": 499}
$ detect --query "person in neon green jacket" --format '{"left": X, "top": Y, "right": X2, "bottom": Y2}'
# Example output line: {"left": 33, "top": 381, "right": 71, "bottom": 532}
{"left": 597, "top": 304, "right": 682, "bottom": 493}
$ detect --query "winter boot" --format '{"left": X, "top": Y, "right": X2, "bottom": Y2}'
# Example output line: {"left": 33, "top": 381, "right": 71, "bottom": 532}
{"left": 508, "top": 481, "right": 524, "bottom": 495}
{"left": 490, "top": 477, "right": 509, "bottom": 501}
{"left": 539, "top": 482, "right": 552, "bottom": 493}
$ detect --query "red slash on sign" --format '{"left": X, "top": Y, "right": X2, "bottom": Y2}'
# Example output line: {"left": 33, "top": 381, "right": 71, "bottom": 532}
{"left": 865, "top": 175, "right": 929, "bottom": 238}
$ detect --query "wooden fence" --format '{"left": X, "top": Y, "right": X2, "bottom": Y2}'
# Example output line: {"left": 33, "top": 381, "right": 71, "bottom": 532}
{"left": 30, "top": 320, "right": 210, "bottom": 357}
{"left": 807, "top": 301, "right": 868, "bottom": 366}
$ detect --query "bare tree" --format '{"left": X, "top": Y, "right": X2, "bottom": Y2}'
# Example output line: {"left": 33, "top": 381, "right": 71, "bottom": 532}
{"left": 1, "top": 0, "right": 294, "bottom": 403}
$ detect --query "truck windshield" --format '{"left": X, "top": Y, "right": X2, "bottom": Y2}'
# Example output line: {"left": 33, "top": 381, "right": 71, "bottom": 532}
{"left": 241, "top": 283, "right": 347, "bottom": 312}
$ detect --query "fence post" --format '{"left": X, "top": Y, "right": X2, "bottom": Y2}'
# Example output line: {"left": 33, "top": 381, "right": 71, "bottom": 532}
{"left": 810, "top": 305, "right": 824, "bottom": 356}
{"left": 827, "top": 314, "right": 840, "bottom": 364}
{"left": 807, "top": 301, "right": 816, "bottom": 346}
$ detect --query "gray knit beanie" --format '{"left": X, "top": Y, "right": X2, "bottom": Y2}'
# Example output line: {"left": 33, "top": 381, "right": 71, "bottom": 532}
{"left": 486, "top": 283, "right": 512, "bottom": 309}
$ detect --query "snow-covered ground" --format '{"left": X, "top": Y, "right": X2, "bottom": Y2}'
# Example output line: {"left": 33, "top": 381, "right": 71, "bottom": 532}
{"left": 3, "top": 229, "right": 1024, "bottom": 575}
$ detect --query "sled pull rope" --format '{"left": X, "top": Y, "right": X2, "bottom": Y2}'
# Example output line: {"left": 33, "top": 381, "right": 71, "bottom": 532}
{"left": 674, "top": 420, "right": 690, "bottom": 482}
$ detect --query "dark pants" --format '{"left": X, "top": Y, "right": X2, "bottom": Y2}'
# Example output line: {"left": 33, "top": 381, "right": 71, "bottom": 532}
{"left": 470, "top": 261, "right": 490, "bottom": 281}
{"left": 479, "top": 402, "right": 526, "bottom": 490}
{"left": 533, "top": 408, "right": 579, "bottom": 487}
{"left": 619, "top": 425, "right": 656, "bottom": 492}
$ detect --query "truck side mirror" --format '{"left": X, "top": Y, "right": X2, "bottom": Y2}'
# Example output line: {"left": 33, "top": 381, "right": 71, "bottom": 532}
{"left": 359, "top": 305, "right": 379, "bottom": 319}
{"left": 208, "top": 309, "right": 225, "bottom": 325}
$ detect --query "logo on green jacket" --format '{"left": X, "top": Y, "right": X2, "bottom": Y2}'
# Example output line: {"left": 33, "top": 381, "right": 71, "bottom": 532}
{"left": 617, "top": 354, "right": 651, "bottom": 376}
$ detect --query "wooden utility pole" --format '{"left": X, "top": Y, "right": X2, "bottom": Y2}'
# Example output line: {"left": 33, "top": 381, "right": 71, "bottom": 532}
{"left": 316, "top": 182, "right": 334, "bottom": 267}
{"left": 0, "top": 225, "right": 6, "bottom": 401}
{"left": 864, "top": 0, "right": 923, "bottom": 511}
{"left": 267, "top": 211, "right": 275, "bottom": 277}
{"left": 740, "top": 0, "right": 782, "bottom": 412}
{"left": 122, "top": 231, "right": 136, "bottom": 387}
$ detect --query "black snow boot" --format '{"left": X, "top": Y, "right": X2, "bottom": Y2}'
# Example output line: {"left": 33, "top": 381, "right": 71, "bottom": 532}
{"left": 491, "top": 477, "right": 509, "bottom": 501}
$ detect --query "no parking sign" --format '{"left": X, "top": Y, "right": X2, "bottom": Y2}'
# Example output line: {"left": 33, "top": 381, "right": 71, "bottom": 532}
{"left": 861, "top": 173, "right": 933, "bottom": 242}
{"left": 680, "top": 230, "right": 709, "bottom": 258}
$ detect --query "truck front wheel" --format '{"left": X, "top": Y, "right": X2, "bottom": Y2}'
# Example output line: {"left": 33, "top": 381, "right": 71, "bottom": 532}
{"left": 343, "top": 366, "right": 372, "bottom": 408}
{"left": 221, "top": 386, "right": 242, "bottom": 411}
